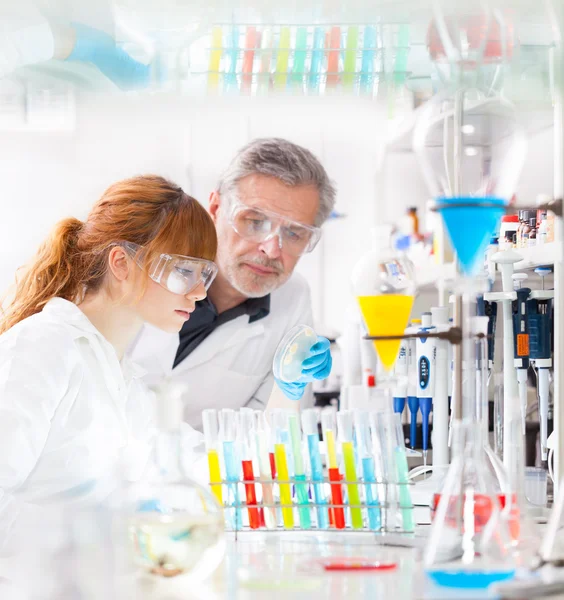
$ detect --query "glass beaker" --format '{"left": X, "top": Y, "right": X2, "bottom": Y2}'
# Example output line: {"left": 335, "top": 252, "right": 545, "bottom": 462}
{"left": 424, "top": 420, "right": 517, "bottom": 589}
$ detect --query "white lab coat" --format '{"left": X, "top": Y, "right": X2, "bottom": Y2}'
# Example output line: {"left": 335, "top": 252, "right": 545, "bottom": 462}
{"left": 0, "top": 297, "right": 153, "bottom": 543}
{"left": 128, "top": 273, "right": 314, "bottom": 430}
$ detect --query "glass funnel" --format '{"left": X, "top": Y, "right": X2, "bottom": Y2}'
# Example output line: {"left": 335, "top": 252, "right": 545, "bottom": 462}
{"left": 351, "top": 224, "right": 416, "bottom": 375}
{"left": 424, "top": 420, "right": 517, "bottom": 590}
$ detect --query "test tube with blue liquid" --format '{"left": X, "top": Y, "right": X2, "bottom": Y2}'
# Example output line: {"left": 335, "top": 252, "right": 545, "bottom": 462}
{"left": 219, "top": 408, "right": 242, "bottom": 529}
{"left": 353, "top": 410, "right": 381, "bottom": 530}
{"left": 301, "top": 409, "right": 329, "bottom": 529}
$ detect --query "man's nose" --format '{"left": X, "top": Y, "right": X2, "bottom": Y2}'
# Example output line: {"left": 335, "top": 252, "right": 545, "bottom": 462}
{"left": 258, "top": 234, "right": 283, "bottom": 260}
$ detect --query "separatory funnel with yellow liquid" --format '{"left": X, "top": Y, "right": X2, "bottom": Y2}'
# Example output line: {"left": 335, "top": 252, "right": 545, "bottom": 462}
{"left": 352, "top": 225, "right": 416, "bottom": 373}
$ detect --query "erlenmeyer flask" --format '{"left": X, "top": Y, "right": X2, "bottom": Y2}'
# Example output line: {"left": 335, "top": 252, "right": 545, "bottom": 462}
{"left": 425, "top": 420, "right": 517, "bottom": 589}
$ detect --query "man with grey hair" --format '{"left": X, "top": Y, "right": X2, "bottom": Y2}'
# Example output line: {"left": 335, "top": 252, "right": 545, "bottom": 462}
{"left": 129, "top": 138, "right": 336, "bottom": 429}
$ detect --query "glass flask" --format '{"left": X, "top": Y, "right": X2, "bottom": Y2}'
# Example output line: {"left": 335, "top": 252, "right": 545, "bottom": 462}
{"left": 424, "top": 420, "right": 517, "bottom": 590}
{"left": 110, "top": 385, "right": 225, "bottom": 582}
{"left": 351, "top": 224, "right": 416, "bottom": 374}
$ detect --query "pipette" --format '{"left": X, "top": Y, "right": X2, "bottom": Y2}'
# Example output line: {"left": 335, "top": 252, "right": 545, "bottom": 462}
{"left": 337, "top": 411, "right": 363, "bottom": 529}
{"left": 512, "top": 273, "right": 531, "bottom": 434}
{"left": 202, "top": 408, "right": 223, "bottom": 507}
{"left": 288, "top": 413, "right": 311, "bottom": 529}
{"left": 407, "top": 319, "right": 421, "bottom": 450}
{"left": 394, "top": 336, "right": 408, "bottom": 416}
{"left": 219, "top": 408, "right": 242, "bottom": 529}
{"left": 353, "top": 410, "right": 381, "bottom": 530}
{"left": 430, "top": 306, "right": 450, "bottom": 470}
{"left": 321, "top": 408, "right": 345, "bottom": 529}
{"left": 240, "top": 408, "right": 260, "bottom": 529}
{"left": 528, "top": 268, "right": 554, "bottom": 461}
{"left": 254, "top": 411, "right": 277, "bottom": 529}
{"left": 272, "top": 410, "right": 294, "bottom": 529}
{"left": 302, "top": 409, "right": 329, "bottom": 529}
{"left": 416, "top": 313, "right": 436, "bottom": 467}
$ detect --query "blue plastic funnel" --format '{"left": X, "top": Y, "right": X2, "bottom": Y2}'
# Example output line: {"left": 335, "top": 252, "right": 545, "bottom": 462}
{"left": 437, "top": 197, "right": 507, "bottom": 276}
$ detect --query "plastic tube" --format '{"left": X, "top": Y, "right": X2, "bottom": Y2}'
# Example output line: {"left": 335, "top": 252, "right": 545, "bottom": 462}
{"left": 322, "top": 409, "right": 345, "bottom": 529}
{"left": 288, "top": 413, "right": 311, "bottom": 528}
{"left": 274, "top": 26, "right": 291, "bottom": 89}
{"left": 360, "top": 25, "right": 377, "bottom": 93}
{"left": 207, "top": 26, "right": 222, "bottom": 90}
{"left": 202, "top": 409, "right": 223, "bottom": 507}
{"left": 338, "top": 411, "right": 363, "bottom": 529}
{"left": 302, "top": 409, "right": 329, "bottom": 529}
{"left": 219, "top": 409, "right": 242, "bottom": 529}
{"left": 343, "top": 26, "right": 358, "bottom": 88}
{"left": 240, "top": 408, "right": 260, "bottom": 529}
{"left": 273, "top": 410, "right": 294, "bottom": 529}
{"left": 254, "top": 411, "right": 277, "bottom": 529}
{"left": 308, "top": 26, "right": 325, "bottom": 92}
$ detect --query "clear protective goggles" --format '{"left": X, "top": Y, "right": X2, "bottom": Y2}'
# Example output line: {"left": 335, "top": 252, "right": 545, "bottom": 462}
{"left": 120, "top": 241, "right": 218, "bottom": 296}
{"left": 227, "top": 199, "right": 322, "bottom": 257}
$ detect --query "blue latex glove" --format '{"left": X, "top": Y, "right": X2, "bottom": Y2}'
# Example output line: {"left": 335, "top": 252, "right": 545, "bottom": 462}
{"left": 276, "top": 337, "right": 333, "bottom": 401}
{"left": 66, "top": 23, "right": 150, "bottom": 90}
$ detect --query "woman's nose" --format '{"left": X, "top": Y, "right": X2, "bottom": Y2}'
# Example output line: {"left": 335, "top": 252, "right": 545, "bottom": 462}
{"left": 187, "top": 280, "right": 207, "bottom": 301}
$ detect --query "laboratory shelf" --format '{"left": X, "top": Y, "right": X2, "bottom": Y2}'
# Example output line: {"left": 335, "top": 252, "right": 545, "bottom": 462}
{"left": 513, "top": 242, "right": 561, "bottom": 270}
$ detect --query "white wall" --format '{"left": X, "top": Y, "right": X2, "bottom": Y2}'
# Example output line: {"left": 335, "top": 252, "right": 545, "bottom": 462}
{"left": 0, "top": 92, "right": 554, "bottom": 335}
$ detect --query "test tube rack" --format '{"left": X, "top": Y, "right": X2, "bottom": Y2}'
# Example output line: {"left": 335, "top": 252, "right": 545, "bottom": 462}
{"left": 209, "top": 475, "right": 415, "bottom": 534}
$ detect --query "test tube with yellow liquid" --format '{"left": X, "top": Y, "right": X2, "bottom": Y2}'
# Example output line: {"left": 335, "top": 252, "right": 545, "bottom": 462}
{"left": 337, "top": 411, "right": 363, "bottom": 529}
{"left": 272, "top": 410, "right": 294, "bottom": 529}
{"left": 202, "top": 409, "right": 223, "bottom": 507}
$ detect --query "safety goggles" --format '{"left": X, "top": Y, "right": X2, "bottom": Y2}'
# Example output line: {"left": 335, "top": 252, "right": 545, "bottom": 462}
{"left": 227, "top": 199, "right": 322, "bottom": 257}
{"left": 120, "top": 241, "right": 218, "bottom": 296}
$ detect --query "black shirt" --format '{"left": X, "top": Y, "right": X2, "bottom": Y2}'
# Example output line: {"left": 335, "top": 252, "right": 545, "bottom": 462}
{"left": 173, "top": 295, "right": 271, "bottom": 368}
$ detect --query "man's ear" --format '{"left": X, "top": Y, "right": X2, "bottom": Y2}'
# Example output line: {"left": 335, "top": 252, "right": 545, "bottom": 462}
{"left": 209, "top": 190, "right": 221, "bottom": 223}
{"left": 107, "top": 246, "right": 130, "bottom": 282}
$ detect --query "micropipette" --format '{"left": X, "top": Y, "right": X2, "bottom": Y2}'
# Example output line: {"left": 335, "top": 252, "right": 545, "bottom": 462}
{"left": 272, "top": 410, "right": 294, "bottom": 529}
{"left": 240, "top": 408, "right": 260, "bottom": 529}
{"left": 321, "top": 408, "right": 345, "bottom": 529}
{"left": 512, "top": 273, "right": 531, "bottom": 435}
{"left": 301, "top": 409, "right": 329, "bottom": 529}
{"left": 353, "top": 410, "right": 381, "bottom": 530}
{"left": 219, "top": 408, "right": 242, "bottom": 529}
{"left": 288, "top": 413, "right": 311, "bottom": 529}
{"left": 394, "top": 336, "right": 408, "bottom": 416}
{"left": 528, "top": 267, "right": 554, "bottom": 461}
{"left": 202, "top": 408, "right": 223, "bottom": 507}
{"left": 254, "top": 411, "right": 277, "bottom": 529}
{"left": 337, "top": 411, "right": 363, "bottom": 529}
{"left": 416, "top": 313, "right": 436, "bottom": 467}
{"left": 406, "top": 319, "right": 420, "bottom": 450}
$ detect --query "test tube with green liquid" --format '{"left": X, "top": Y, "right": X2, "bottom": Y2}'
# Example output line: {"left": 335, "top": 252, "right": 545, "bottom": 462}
{"left": 343, "top": 26, "right": 359, "bottom": 89}
{"left": 288, "top": 413, "right": 311, "bottom": 528}
{"left": 274, "top": 26, "right": 291, "bottom": 89}
{"left": 337, "top": 411, "right": 363, "bottom": 529}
